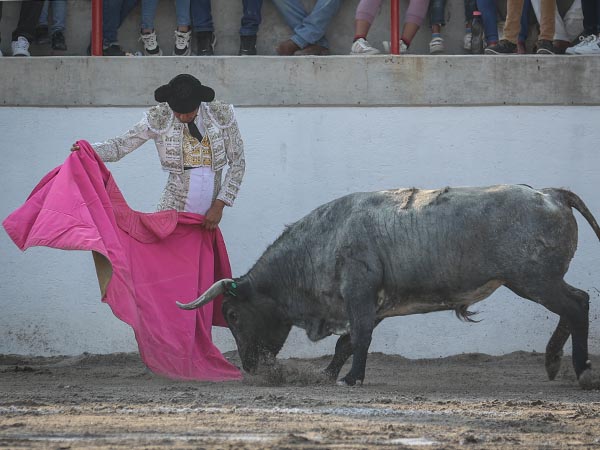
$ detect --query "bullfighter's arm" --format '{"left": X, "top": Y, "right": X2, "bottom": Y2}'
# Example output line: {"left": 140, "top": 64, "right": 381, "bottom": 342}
{"left": 92, "top": 119, "right": 158, "bottom": 162}
{"left": 216, "top": 108, "right": 245, "bottom": 207}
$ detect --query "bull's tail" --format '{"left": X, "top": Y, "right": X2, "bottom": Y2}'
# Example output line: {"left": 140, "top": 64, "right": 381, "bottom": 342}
{"left": 555, "top": 189, "right": 600, "bottom": 242}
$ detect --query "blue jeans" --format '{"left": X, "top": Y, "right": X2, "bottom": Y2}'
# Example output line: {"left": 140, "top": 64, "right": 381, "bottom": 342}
{"left": 141, "top": 0, "right": 192, "bottom": 29}
{"left": 519, "top": 0, "right": 530, "bottom": 41}
{"left": 103, "top": 0, "right": 138, "bottom": 45}
{"left": 476, "top": 0, "right": 528, "bottom": 43}
{"left": 271, "top": 0, "right": 342, "bottom": 48}
{"left": 430, "top": 0, "right": 477, "bottom": 25}
{"left": 190, "top": 0, "right": 263, "bottom": 35}
{"left": 39, "top": 0, "right": 67, "bottom": 34}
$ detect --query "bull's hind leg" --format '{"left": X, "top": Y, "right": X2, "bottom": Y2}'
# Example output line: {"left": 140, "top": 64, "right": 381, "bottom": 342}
{"left": 545, "top": 317, "right": 570, "bottom": 380}
{"left": 508, "top": 280, "right": 594, "bottom": 387}
{"left": 545, "top": 297, "right": 589, "bottom": 381}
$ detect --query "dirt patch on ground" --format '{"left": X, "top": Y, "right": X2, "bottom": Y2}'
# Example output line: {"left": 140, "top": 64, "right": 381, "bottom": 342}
{"left": 1, "top": 351, "right": 600, "bottom": 449}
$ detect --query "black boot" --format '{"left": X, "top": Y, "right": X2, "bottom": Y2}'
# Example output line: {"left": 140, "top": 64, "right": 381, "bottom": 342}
{"left": 51, "top": 31, "right": 67, "bottom": 51}
{"left": 239, "top": 35, "right": 257, "bottom": 55}
{"left": 196, "top": 31, "right": 215, "bottom": 56}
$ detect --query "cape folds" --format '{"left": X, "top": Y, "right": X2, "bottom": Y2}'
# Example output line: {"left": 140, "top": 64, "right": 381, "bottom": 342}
{"left": 3, "top": 141, "right": 241, "bottom": 381}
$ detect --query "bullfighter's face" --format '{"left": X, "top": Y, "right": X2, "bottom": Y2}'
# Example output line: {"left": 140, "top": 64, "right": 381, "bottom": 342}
{"left": 173, "top": 107, "right": 199, "bottom": 124}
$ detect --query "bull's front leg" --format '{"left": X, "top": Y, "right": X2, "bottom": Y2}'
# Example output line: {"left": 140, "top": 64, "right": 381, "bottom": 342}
{"left": 334, "top": 245, "right": 381, "bottom": 386}
{"left": 337, "top": 272, "right": 378, "bottom": 386}
{"left": 324, "top": 319, "right": 383, "bottom": 381}
{"left": 324, "top": 334, "right": 352, "bottom": 381}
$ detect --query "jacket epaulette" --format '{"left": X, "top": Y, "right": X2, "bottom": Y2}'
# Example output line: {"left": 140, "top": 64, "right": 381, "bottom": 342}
{"left": 144, "top": 103, "right": 174, "bottom": 134}
{"left": 205, "top": 101, "right": 235, "bottom": 129}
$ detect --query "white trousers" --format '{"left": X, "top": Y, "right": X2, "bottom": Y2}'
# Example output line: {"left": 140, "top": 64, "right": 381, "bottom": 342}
{"left": 184, "top": 167, "right": 215, "bottom": 215}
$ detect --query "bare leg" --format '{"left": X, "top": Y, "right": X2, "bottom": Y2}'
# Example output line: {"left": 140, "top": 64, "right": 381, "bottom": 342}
{"left": 354, "top": 18, "right": 372, "bottom": 37}
{"left": 402, "top": 23, "right": 420, "bottom": 43}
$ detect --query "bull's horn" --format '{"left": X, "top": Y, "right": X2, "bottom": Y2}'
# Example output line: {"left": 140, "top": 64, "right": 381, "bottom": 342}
{"left": 176, "top": 279, "right": 235, "bottom": 310}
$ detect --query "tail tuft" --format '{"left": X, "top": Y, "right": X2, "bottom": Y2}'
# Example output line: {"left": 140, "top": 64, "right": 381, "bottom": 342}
{"left": 455, "top": 305, "right": 481, "bottom": 323}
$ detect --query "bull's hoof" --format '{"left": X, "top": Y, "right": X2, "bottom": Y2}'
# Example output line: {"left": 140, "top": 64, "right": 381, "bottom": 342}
{"left": 545, "top": 350, "right": 563, "bottom": 381}
{"left": 322, "top": 369, "right": 339, "bottom": 382}
{"left": 578, "top": 364, "right": 600, "bottom": 390}
{"left": 336, "top": 376, "right": 363, "bottom": 387}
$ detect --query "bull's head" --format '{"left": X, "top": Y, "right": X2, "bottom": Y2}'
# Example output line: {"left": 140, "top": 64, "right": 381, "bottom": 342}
{"left": 177, "top": 279, "right": 291, "bottom": 373}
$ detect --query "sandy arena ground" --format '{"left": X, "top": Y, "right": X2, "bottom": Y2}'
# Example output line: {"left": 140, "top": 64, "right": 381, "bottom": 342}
{"left": 2, "top": 350, "right": 600, "bottom": 449}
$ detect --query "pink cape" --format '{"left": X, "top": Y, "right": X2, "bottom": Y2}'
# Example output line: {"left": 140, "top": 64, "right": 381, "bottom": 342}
{"left": 3, "top": 141, "right": 242, "bottom": 381}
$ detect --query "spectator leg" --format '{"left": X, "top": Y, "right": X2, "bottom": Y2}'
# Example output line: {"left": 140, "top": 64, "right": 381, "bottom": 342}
{"left": 503, "top": 0, "right": 526, "bottom": 42}
{"left": 49, "top": 0, "right": 67, "bottom": 34}
{"left": 477, "top": 0, "right": 499, "bottom": 43}
{"left": 274, "top": 0, "right": 342, "bottom": 48}
{"left": 12, "top": 1, "right": 45, "bottom": 42}
{"left": 240, "top": 0, "right": 263, "bottom": 36}
{"left": 538, "top": 0, "right": 556, "bottom": 40}
{"left": 175, "top": 0, "right": 192, "bottom": 29}
{"left": 190, "top": 0, "right": 214, "bottom": 31}
{"left": 141, "top": 0, "right": 159, "bottom": 31}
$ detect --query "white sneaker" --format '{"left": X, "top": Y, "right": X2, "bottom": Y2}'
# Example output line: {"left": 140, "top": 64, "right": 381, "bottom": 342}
{"left": 382, "top": 39, "right": 408, "bottom": 54}
{"left": 350, "top": 37, "right": 380, "bottom": 55}
{"left": 566, "top": 34, "right": 593, "bottom": 54}
{"left": 173, "top": 30, "right": 192, "bottom": 56}
{"left": 573, "top": 35, "right": 600, "bottom": 54}
{"left": 11, "top": 36, "right": 30, "bottom": 56}
{"left": 463, "top": 32, "right": 472, "bottom": 51}
{"left": 566, "top": 34, "right": 599, "bottom": 54}
{"left": 139, "top": 31, "right": 162, "bottom": 56}
{"left": 429, "top": 36, "right": 445, "bottom": 54}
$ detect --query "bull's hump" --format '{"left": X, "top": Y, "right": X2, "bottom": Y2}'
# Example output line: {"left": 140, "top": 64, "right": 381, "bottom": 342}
{"left": 379, "top": 187, "right": 443, "bottom": 210}
{"left": 378, "top": 184, "right": 549, "bottom": 212}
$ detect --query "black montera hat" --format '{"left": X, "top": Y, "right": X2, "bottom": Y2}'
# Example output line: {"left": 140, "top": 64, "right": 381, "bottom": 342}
{"left": 154, "top": 74, "right": 215, "bottom": 113}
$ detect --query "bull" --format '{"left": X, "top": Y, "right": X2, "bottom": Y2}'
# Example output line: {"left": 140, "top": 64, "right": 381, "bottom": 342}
{"left": 178, "top": 185, "right": 600, "bottom": 388}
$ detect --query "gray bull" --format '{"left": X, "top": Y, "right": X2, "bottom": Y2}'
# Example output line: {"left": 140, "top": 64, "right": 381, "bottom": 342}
{"left": 178, "top": 185, "right": 600, "bottom": 388}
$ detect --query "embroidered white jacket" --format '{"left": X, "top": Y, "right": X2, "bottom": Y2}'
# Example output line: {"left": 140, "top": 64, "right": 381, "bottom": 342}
{"left": 92, "top": 101, "right": 245, "bottom": 211}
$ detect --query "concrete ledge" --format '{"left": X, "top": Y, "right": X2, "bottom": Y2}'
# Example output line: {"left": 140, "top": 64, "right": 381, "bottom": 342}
{"left": 0, "top": 55, "right": 599, "bottom": 107}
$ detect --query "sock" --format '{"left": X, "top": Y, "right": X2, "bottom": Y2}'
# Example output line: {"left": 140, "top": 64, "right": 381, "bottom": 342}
{"left": 431, "top": 33, "right": 441, "bottom": 38}
{"left": 465, "top": 28, "right": 472, "bottom": 34}
{"left": 353, "top": 35, "right": 367, "bottom": 42}
{"left": 402, "top": 37, "right": 411, "bottom": 47}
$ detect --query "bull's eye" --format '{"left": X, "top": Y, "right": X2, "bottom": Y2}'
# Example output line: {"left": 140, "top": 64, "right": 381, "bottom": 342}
{"left": 227, "top": 310, "right": 238, "bottom": 325}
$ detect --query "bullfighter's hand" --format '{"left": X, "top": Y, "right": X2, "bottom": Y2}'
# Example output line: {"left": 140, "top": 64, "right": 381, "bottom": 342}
{"left": 202, "top": 200, "right": 225, "bottom": 230}
{"left": 71, "top": 143, "right": 80, "bottom": 152}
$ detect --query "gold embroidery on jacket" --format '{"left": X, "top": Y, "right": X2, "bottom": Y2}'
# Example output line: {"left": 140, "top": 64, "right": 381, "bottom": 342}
{"left": 182, "top": 126, "right": 212, "bottom": 168}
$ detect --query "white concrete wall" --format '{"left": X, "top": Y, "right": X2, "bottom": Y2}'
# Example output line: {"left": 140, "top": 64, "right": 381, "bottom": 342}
{"left": 2, "top": 105, "right": 600, "bottom": 359}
